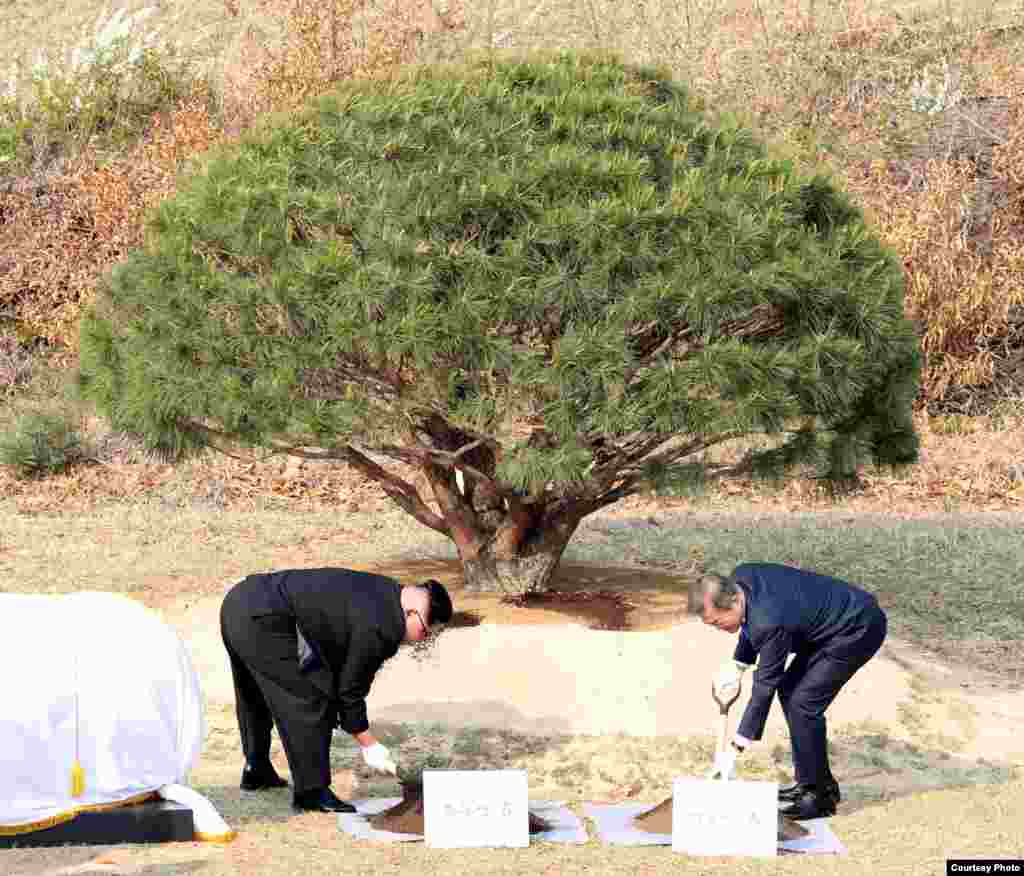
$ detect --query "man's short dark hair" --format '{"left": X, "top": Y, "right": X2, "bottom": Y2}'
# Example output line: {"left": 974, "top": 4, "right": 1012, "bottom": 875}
{"left": 422, "top": 579, "right": 453, "bottom": 625}
{"left": 702, "top": 573, "right": 741, "bottom": 611}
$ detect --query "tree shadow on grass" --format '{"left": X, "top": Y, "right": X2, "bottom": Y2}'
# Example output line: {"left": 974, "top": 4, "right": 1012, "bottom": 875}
{"left": 370, "top": 701, "right": 575, "bottom": 736}
{"left": 821, "top": 729, "right": 1015, "bottom": 815}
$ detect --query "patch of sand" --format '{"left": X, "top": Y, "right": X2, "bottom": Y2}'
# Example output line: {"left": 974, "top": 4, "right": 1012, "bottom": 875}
{"left": 152, "top": 560, "right": 1024, "bottom": 767}
{"left": 161, "top": 594, "right": 927, "bottom": 748}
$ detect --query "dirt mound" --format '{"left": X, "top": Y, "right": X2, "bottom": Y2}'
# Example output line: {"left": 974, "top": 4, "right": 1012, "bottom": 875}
{"left": 367, "top": 783, "right": 553, "bottom": 836}
{"left": 632, "top": 796, "right": 808, "bottom": 842}
{"left": 368, "top": 557, "right": 697, "bottom": 632}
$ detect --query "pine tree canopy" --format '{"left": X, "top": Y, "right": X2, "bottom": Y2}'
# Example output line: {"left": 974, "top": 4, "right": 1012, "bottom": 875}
{"left": 78, "top": 52, "right": 920, "bottom": 589}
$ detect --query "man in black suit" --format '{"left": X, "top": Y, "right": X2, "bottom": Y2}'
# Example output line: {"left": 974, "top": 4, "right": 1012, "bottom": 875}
{"left": 220, "top": 568, "right": 453, "bottom": 813}
{"left": 701, "top": 563, "right": 887, "bottom": 820}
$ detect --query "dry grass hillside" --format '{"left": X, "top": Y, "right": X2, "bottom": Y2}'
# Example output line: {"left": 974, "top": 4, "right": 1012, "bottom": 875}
{"left": 1, "top": 0, "right": 1023, "bottom": 499}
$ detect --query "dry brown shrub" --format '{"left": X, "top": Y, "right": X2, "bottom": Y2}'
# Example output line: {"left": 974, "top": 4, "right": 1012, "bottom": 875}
{"left": 79, "top": 90, "right": 225, "bottom": 244}
{"left": 0, "top": 176, "right": 110, "bottom": 350}
{"left": 841, "top": 61, "right": 1024, "bottom": 407}
{"left": 220, "top": 0, "right": 465, "bottom": 128}
{"left": 0, "top": 89, "right": 225, "bottom": 349}
{"left": 1, "top": 1, "right": 465, "bottom": 351}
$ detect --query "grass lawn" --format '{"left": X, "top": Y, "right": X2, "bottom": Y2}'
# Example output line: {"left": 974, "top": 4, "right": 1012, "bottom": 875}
{"left": 7, "top": 499, "right": 1018, "bottom": 677}
{"left": 2, "top": 499, "right": 1022, "bottom": 874}
{"left": 569, "top": 509, "right": 1024, "bottom": 683}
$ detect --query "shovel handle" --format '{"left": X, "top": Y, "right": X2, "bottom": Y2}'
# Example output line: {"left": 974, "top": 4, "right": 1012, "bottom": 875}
{"left": 711, "top": 681, "right": 742, "bottom": 713}
{"left": 711, "top": 681, "right": 741, "bottom": 754}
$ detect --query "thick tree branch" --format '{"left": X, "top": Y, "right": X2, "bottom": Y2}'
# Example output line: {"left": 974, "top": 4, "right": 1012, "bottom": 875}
{"left": 586, "top": 431, "right": 745, "bottom": 508}
{"left": 423, "top": 461, "right": 485, "bottom": 557}
{"left": 262, "top": 440, "right": 451, "bottom": 536}
{"left": 374, "top": 441, "right": 507, "bottom": 495}
{"left": 584, "top": 433, "right": 678, "bottom": 496}
{"left": 492, "top": 496, "right": 536, "bottom": 560}
{"left": 340, "top": 446, "right": 451, "bottom": 535}
{"left": 623, "top": 322, "right": 697, "bottom": 387}
{"left": 301, "top": 356, "right": 404, "bottom": 403}
{"left": 175, "top": 419, "right": 271, "bottom": 461}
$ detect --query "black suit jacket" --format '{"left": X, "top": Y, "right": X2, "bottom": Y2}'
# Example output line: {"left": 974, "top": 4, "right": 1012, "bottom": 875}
{"left": 731, "top": 563, "right": 883, "bottom": 741}
{"left": 239, "top": 568, "right": 406, "bottom": 734}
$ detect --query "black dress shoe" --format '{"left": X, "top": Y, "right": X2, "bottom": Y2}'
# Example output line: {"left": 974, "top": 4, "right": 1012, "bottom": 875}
{"left": 778, "top": 782, "right": 805, "bottom": 801}
{"left": 240, "top": 761, "right": 289, "bottom": 791}
{"left": 778, "top": 788, "right": 837, "bottom": 821}
{"left": 779, "top": 780, "right": 840, "bottom": 803}
{"left": 292, "top": 787, "right": 357, "bottom": 813}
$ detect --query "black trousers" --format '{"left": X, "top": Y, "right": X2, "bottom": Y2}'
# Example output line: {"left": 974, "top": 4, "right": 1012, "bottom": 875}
{"left": 220, "top": 584, "right": 335, "bottom": 794}
{"left": 777, "top": 607, "right": 887, "bottom": 790}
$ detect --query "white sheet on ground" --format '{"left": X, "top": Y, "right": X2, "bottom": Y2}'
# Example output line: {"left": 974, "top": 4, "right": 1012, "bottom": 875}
{"left": 339, "top": 798, "right": 588, "bottom": 844}
{"left": 582, "top": 802, "right": 671, "bottom": 846}
{"left": 157, "top": 784, "right": 234, "bottom": 842}
{"left": 583, "top": 802, "right": 847, "bottom": 854}
{"left": 0, "top": 592, "right": 231, "bottom": 842}
{"left": 777, "top": 816, "right": 847, "bottom": 855}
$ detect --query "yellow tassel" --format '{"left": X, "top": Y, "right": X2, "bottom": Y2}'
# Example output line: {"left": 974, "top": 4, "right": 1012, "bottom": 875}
{"left": 71, "top": 761, "right": 85, "bottom": 798}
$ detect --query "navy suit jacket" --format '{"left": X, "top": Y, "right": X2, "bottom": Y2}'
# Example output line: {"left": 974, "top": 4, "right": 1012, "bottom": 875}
{"left": 731, "top": 563, "right": 883, "bottom": 741}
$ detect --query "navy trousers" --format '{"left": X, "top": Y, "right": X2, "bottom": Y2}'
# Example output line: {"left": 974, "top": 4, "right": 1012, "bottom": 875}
{"left": 777, "top": 607, "right": 888, "bottom": 789}
{"left": 220, "top": 584, "right": 336, "bottom": 794}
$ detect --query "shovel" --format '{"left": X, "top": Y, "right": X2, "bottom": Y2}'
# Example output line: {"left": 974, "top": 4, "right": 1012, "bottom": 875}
{"left": 710, "top": 680, "right": 742, "bottom": 778}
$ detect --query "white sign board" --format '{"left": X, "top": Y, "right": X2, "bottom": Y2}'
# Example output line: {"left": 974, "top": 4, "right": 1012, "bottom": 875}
{"left": 672, "top": 778, "right": 777, "bottom": 858}
{"left": 423, "top": 770, "right": 529, "bottom": 849}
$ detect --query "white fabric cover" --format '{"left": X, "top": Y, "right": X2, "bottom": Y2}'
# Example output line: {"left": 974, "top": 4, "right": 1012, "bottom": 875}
{"left": 157, "top": 783, "right": 233, "bottom": 841}
{"left": 0, "top": 592, "right": 230, "bottom": 840}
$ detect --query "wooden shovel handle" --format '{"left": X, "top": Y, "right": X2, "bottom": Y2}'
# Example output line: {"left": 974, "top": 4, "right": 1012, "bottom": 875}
{"left": 711, "top": 681, "right": 741, "bottom": 754}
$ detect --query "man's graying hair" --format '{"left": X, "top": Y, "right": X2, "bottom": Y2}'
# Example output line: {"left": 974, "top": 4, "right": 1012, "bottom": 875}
{"left": 701, "top": 573, "right": 741, "bottom": 610}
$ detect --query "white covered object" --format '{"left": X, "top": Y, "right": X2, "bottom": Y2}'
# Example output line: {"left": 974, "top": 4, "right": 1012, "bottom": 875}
{"left": 0, "top": 592, "right": 232, "bottom": 841}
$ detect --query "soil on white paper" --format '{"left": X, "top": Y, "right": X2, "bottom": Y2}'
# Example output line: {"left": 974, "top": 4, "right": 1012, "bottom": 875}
{"left": 367, "top": 783, "right": 552, "bottom": 836}
{"left": 632, "top": 796, "right": 809, "bottom": 842}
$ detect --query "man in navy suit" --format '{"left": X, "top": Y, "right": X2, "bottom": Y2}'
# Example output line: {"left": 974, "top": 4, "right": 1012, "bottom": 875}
{"left": 701, "top": 563, "right": 887, "bottom": 820}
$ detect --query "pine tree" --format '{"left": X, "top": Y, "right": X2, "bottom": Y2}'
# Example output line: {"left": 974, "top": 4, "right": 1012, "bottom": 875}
{"left": 78, "top": 52, "right": 920, "bottom": 593}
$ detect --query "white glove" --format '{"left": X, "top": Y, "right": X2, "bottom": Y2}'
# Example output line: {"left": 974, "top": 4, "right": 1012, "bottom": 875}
{"left": 361, "top": 742, "right": 398, "bottom": 775}
{"left": 713, "top": 660, "right": 748, "bottom": 699}
{"left": 706, "top": 747, "right": 738, "bottom": 781}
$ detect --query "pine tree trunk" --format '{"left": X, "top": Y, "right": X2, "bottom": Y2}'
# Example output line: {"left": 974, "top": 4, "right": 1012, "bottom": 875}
{"left": 456, "top": 510, "right": 581, "bottom": 594}
{"left": 396, "top": 455, "right": 589, "bottom": 594}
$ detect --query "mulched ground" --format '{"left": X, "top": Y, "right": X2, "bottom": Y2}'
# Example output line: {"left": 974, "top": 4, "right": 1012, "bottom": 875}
{"left": 499, "top": 589, "right": 636, "bottom": 630}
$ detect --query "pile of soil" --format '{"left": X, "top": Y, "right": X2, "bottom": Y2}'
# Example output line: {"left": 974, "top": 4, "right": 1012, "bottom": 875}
{"left": 367, "top": 783, "right": 553, "bottom": 836}
{"left": 632, "top": 797, "right": 809, "bottom": 842}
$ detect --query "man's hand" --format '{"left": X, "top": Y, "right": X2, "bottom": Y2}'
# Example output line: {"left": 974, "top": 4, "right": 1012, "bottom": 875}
{"left": 361, "top": 742, "right": 398, "bottom": 775}
{"left": 706, "top": 747, "right": 739, "bottom": 781}
{"left": 713, "top": 660, "right": 749, "bottom": 700}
